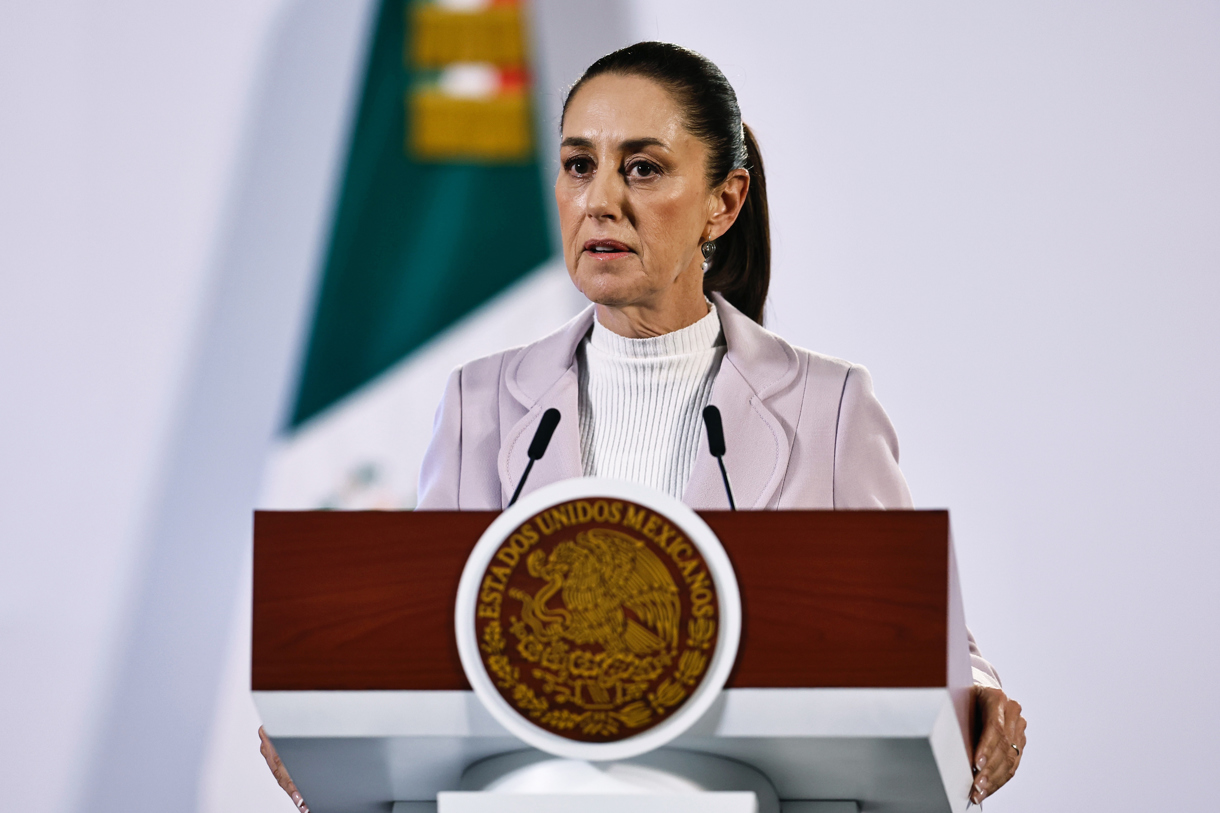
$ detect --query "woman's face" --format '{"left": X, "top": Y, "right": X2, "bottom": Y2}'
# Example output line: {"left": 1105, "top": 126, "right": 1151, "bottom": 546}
{"left": 556, "top": 74, "right": 736, "bottom": 316}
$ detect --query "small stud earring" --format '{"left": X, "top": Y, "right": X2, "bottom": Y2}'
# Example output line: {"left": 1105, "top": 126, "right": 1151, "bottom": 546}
{"left": 701, "top": 239, "right": 716, "bottom": 273}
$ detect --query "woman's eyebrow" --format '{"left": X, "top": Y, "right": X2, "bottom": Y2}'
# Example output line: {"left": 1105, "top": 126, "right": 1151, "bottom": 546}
{"left": 559, "top": 136, "right": 670, "bottom": 151}
{"left": 621, "top": 137, "right": 668, "bottom": 152}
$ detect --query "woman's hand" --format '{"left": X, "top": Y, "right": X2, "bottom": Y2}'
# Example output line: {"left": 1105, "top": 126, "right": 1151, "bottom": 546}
{"left": 970, "top": 686, "right": 1027, "bottom": 804}
{"left": 259, "top": 726, "right": 310, "bottom": 812}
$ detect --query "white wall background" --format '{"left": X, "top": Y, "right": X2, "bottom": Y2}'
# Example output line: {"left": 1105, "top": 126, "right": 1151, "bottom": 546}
{"left": 628, "top": 2, "right": 1219, "bottom": 810}
{"left": 1, "top": 2, "right": 1215, "bottom": 812}
{"left": 1, "top": 2, "right": 370, "bottom": 812}
{"left": 0, "top": 3, "right": 287, "bottom": 811}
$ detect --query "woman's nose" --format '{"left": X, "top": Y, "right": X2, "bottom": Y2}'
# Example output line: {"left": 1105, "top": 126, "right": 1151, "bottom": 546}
{"left": 584, "top": 167, "right": 624, "bottom": 220}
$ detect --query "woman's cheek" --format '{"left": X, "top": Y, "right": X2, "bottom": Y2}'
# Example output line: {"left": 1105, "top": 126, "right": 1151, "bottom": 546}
{"left": 554, "top": 184, "right": 580, "bottom": 229}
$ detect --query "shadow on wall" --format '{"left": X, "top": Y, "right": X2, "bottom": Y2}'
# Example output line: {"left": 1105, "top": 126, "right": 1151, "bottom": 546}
{"left": 73, "top": 2, "right": 376, "bottom": 810}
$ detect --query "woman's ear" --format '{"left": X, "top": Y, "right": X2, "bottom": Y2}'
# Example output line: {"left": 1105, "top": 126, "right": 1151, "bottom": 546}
{"left": 706, "top": 168, "right": 751, "bottom": 241}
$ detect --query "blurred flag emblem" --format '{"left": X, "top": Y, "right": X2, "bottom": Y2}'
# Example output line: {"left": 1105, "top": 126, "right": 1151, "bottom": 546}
{"left": 413, "top": 1, "right": 526, "bottom": 65}
{"left": 409, "top": 1, "right": 534, "bottom": 161}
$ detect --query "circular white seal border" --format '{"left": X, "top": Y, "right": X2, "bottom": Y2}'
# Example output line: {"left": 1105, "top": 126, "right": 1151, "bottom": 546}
{"left": 454, "top": 477, "right": 742, "bottom": 761}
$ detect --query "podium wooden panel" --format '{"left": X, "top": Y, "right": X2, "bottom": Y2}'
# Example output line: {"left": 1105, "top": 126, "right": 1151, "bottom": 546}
{"left": 254, "top": 510, "right": 951, "bottom": 690}
{"left": 253, "top": 510, "right": 973, "bottom": 813}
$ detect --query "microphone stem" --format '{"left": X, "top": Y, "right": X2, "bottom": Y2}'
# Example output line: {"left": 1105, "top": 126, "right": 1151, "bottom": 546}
{"left": 507, "top": 458, "right": 534, "bottom": 508}
{"left": 716, "top": 456, "right": 736, "bottom": 511}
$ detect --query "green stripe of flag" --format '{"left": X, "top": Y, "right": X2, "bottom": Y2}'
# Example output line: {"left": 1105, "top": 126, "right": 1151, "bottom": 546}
{"left": 290, "top": 0, "right": 553, "bottom": 428}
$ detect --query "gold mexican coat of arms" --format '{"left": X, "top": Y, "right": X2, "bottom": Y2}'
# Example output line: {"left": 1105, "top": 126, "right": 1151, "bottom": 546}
{"left": 474, "top": 498, "right": 720, "bottom": 742}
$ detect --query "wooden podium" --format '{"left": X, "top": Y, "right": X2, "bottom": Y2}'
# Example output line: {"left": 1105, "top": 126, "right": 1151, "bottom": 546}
{"left": 253, "top": 510, "right": 974, "bottom": 813}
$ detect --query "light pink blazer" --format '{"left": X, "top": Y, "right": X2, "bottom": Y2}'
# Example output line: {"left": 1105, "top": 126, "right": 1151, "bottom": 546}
{"left": 417, "top": 292, "right": 1000, "bottom": 685}
{"left": 418, "top": 293, "right": 911, "bottom": 511}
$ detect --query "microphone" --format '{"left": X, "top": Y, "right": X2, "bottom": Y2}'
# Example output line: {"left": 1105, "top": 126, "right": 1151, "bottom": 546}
{"left": 702, "top": 405, "right": 736, "bottom": 510}
{"left": 508, "top": 408, "right": 561, "bottom": 507}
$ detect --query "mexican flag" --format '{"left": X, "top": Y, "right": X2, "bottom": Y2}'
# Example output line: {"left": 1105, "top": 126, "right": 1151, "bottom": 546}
{"left": 261, "top": 0, "right": 586, "bottom": 510}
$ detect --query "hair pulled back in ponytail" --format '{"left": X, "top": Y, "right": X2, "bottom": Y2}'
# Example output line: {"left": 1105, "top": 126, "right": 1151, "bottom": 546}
{"left": 562, "top": 42, "right": 771, "bottom": 324}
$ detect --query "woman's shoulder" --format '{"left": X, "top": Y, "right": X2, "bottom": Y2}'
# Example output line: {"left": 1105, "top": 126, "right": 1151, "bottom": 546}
{"left": 777, "top": 336, "right": 884, "bottom": 409}
{"left": 715, "top": 293, "right": 862, "bottom": 388}
{"left": 449, "top": 304, "right": 595, "bottom": 394}
{"left": 790, "top": 346, "right": 883, "bottom": 402}
{"left": 452, "top": 344, "right": 524, "bottom": 380}
{"left": 789, "top": 343, "right": 857, "bottom": 376}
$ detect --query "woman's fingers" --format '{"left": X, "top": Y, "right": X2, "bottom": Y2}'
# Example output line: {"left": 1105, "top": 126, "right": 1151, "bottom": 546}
{"left": 970, "top": 687, "right": 1026, "bottom": 804}
{"left": 259, "top": 726, "right": 310, "bottom": 812}
{"left": 257, "top": 726, "right": 289, "bottom": 789}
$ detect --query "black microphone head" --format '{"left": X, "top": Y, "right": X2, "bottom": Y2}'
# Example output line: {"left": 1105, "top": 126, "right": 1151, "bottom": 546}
{"left": 528, "top": 408, "right": 562, "bottom": 460}
{"left": 703, "top": 405, "right": 726, "bottom": 457}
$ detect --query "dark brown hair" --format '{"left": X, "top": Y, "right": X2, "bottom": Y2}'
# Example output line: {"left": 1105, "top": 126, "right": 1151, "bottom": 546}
{"left": 561, "top": 42, "right": 770, "bottom": 324}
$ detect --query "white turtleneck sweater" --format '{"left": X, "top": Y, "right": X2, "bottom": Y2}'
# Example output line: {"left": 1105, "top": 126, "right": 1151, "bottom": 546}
{"left": 576, "top": 303, "right": 727, "bottom": 498}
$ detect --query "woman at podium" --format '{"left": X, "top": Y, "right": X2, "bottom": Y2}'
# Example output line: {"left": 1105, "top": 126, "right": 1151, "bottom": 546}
{"left": 265, "top": 41, "right": 1028, "bottom": 809}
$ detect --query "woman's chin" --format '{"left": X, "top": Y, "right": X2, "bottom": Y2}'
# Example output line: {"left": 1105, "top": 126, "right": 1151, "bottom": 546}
{"left": 569, "top": 265, "right": 651, "bottom": 308}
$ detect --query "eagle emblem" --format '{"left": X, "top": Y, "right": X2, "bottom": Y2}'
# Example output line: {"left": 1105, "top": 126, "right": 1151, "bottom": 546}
{"left": 474, "top": 498, "right": 720, "bottom": 742}
{"left": 513, "top": 528, "right": 680, "bottom": 658}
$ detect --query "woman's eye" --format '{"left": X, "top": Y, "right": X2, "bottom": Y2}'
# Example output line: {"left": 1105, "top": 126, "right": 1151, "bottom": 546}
{"left": 627, "top": 161, "right": 659, "bottom": 178}
{"left": 566, "top": 157, "right": 593, "bottom": 176}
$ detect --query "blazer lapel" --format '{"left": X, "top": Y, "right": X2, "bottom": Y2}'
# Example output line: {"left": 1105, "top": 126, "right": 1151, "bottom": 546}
{"left": 497, "top": 369, "right": 584, "bottom": 505}
{"left": 497, "top": 306, "right": 594, "bottom": 505}
{"left": 683, "top": 360, "right": 791, "bottom": 509}
{"left": 684, "top": 294, "right": 800, "bottom": 509}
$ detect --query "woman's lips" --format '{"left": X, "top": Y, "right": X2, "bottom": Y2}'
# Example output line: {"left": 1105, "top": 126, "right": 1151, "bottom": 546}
{"left": 583, "top": 239, "right": 633, "bottom": 260}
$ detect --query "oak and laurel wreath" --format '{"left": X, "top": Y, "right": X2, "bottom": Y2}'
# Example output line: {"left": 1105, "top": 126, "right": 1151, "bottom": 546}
{"left": 480, "top": 615, "right": 717, "bottom": 738}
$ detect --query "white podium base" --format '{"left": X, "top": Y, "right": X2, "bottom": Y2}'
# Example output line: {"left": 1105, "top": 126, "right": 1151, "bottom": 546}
{"left": 439, "top": 793, "right": 755, "bottom": 813}
{"left": 436, "top": 749, "right": 779, "bottom": 813}
{"left": 393, "top": 803, "right": 858, "bottom": 813}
